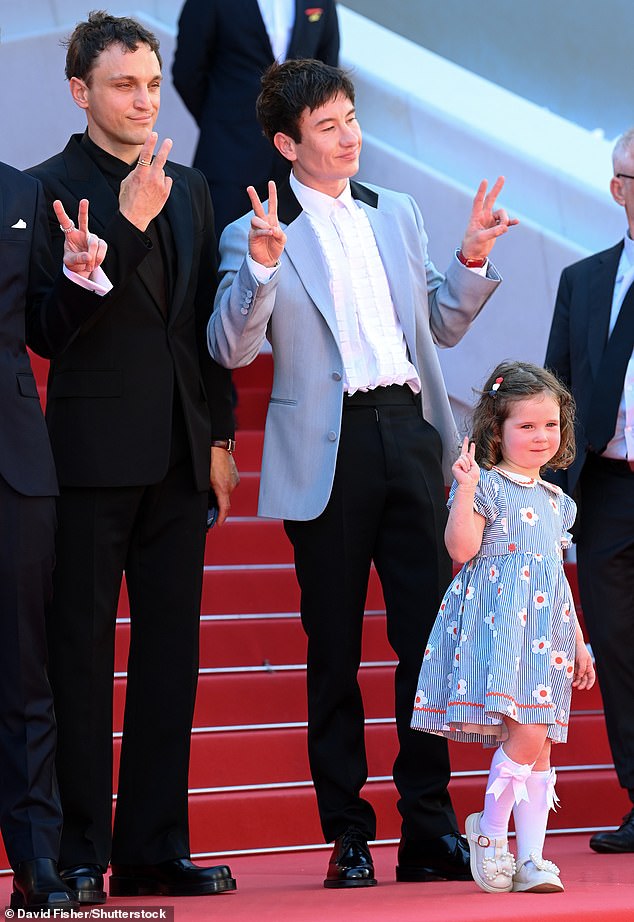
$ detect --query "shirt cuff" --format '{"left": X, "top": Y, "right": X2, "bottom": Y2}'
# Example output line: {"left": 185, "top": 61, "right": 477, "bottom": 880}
{"left": 63, "top": 264, "right": 113, "bottom": 295}
{"left": 247, "top": 253, "right": 280, "bottom": 283}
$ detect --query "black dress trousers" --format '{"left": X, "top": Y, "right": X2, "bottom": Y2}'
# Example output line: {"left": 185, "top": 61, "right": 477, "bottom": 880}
{"left": 0, "top": 475, "right": 61, "bottom": 867}
{"left": 285, "top": 386, "right": 458, "bottom": 843}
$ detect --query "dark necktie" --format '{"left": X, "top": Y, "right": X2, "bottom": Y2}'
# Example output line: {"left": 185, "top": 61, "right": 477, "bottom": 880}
{"left": 585, "top": 279, "right": 634, "bottom": 454}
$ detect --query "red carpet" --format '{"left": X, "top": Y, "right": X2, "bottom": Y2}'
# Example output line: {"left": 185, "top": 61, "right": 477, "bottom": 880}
{"left": 8, "top": 351, "right": 628, "bottom": 902}
{"left": 1, "top": 838, "right": 633, "bottom": 921}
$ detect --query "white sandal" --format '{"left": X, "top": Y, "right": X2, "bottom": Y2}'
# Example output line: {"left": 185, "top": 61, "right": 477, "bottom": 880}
{"left": 465, "top": 812, "right": 515, "bottom": 893}
{"left": 513, "top": 852, "right": 564, "bottom": 893}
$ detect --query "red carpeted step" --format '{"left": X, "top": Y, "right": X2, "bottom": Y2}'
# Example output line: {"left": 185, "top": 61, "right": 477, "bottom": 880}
{"left": 205, "top": 517, "right": 292, "bottom": 565}
{"left": 234, "top": 388, "right": 270, "bottom": 430}
{"left": 113, "top": 665, "right": 389, "bottom": 730}
{"left": 115, "top": 611, "right": 391, "bottom": 672}
{"left": 113, "top": 662, "right": 606, "bottom": 732}
{"left": 233, "top": 429, "right": 264, "bottom": 472}
{"left": 109, "top": 708, "right": 613, "bottom": 791}
{"left": 232, "top": 352, "right": 273, "bottom": 389}
{"left": 27, "top": 349, "right": 49, "bottom": 383}
{"left": 116, "top": 564, "right": 384, "bottom": 617}
{"left": 226, "top": 471, "right": 260, "bottom": 516}
{"left": 185, "top": 768, "right": 630, "bottom": 854}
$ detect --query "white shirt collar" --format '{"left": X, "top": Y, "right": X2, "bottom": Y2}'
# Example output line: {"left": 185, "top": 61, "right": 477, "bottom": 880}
{"left": 492, "top": 466, "right": 562, "bottom": 494}
{"left": 289, "top": 172, "right": 357, "bottom": 223}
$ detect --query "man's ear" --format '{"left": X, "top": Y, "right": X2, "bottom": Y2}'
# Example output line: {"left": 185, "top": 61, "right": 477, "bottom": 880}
{"left": 610, "top": 175, "right": 628, "bottom": 207}
{"left": 273, "top": 132, "right": 297, "bottom": 163}
{"left": 69, "top": 76, "right": 90, "bottom": 110}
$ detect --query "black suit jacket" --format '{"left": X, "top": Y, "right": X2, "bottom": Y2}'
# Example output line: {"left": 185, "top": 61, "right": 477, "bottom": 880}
{"left": 28, "top": 135, "right": 234, "bottom": 491}
{"left": 0, "top": 161, "right": 106, "bottom": 496}
{"left": 545, "top": 241, "right": 622, "bottom": 493}
{"left": 172, "top": 0, "right": 339, "bottom": 191}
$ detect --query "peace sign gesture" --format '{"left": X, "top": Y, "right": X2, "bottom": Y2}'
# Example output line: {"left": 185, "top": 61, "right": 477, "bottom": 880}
{"left": 119, "top": 131, "right": 174, "bottom": 232}
{"left": 459, "top": 176, "right": 519, "bottom": 262}
{"left": 452, "top": 436, "right": 480, "bottom": 488}
{"left": 247, "top": 181, "right": 287, "bottom": 268}
{"left": 54, "top": 198, "right": 107, "bottom": 278}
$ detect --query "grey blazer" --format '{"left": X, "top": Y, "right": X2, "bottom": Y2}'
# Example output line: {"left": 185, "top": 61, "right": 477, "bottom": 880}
{"left": 208, "top": 180, "right": 501, "bottom": 520}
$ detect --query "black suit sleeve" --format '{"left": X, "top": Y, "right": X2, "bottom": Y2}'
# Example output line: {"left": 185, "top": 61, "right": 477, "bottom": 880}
{"left": 24, "top": 176, "right": 110, "bottom": 358}
{"left": 173, "top": 0, "right": 217, "bottom": 123}
{"left": 192, "top": 170, "right": 235, "bottom": 439}
{"left": 26, "top": 165, "right": 153, "bottom": 356}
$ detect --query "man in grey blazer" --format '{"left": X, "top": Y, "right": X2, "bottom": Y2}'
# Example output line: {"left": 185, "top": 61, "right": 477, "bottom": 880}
{"left": 208, "top": 59, "right": 516, "bottom": 888}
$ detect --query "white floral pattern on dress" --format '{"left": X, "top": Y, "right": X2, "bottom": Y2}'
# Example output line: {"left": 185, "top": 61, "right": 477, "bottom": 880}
{"left": 411, "top": 467, "right": 577, "bottom": 746}
{"left": 532, "top": 684, "right": 552, "bottom": 703}
{"left": 520, "top": 507, "right": 539, "bottom": 526}
{"left": 532, "top": 636, "right": 551, "bottom": 655}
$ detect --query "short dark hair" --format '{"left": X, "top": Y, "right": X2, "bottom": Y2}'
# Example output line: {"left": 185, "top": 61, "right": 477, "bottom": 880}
{"left": 470, "top": 360, "right": 576, "bottom": 473}
{"left": 63, "top": 10, "right": 162, "bottom": 83}
{"left": 256, "top": 59, "right": 355, "bottom": 145}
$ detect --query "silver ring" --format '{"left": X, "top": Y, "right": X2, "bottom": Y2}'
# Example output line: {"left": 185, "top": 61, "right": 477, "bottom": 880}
{"left": 60, "top": 222, "right": 75, "bottom": 235}
{"left": 138, "top": 158, "right": 152, "bottom": 167}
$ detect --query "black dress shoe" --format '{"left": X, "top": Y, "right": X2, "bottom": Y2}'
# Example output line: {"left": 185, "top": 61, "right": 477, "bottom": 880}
{"left": 109, "top": 857, "right": 236, "bottom": 896}
{"left": 396, "top": 832, "right": 472, "bottom": 881}
{"left": 324, "top": 828, "right": 377, "bottom": 889}
{"left": 590, "top": 807, "right": 634, "bottom": 853}
{"left": 11, "top": 858, "right": 80, "bottom": 912}
{"left": 61, "top": 864, "right": 107, "bottom": 904}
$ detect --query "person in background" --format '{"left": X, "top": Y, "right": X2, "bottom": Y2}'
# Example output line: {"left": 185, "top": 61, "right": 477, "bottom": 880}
{"left": 172, "top": 0, "right": 339, "bottom": 237}
{"left": 208, "top": 58, "right": 517, "bottom": 888}
{"left": 28, "top": 10, "right": 238, "bottom": 904}
{"left": 546, "top": 126, "right": 634, "bottom": 855}
{"left": 1, "top": 162, "right": 109, "bottom": 911}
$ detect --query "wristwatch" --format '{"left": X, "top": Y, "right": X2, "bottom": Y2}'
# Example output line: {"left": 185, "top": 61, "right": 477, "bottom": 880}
{"left": 456, "top": 248, "right": 487, "bottom": 269}
{"left": 211, "top": 438, "right": 236, "bottom": 453}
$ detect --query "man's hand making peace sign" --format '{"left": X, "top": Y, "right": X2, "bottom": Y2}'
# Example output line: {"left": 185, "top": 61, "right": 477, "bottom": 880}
{"left": 247, "top": 181, "right": 287, "bottom": 268}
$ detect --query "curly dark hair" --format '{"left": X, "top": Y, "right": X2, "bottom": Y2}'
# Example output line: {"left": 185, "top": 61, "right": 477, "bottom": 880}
{"left": 470, "top": 360, "right": 576, "bottom": 473}
{"left": 256, "top": 59, "right": 355, "bottom": 145}
{"left": 63, "top": 10, "right": 162, "bottom": 83}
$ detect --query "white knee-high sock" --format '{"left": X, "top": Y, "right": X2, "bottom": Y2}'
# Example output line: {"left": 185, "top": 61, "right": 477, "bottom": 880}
{"left": 513, "top": 768, "right": 559, "bottom": 860}
{"left": 480, "top": 745, "right": 534, "bottom": 840}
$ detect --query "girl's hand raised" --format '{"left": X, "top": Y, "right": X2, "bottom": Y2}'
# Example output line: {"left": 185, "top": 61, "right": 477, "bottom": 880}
{"left": 452, "top": 437, "right": 480, "bottom": 489}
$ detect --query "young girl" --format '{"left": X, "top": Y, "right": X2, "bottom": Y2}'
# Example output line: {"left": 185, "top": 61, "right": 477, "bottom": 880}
{"left": 411, "top": 360, "right": 595, "bottom": 895}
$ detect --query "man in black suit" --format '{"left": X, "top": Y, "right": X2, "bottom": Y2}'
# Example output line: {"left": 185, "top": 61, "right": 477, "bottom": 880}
{"left": 172, "top": 0, "right": 339, "bottom": 236}
{"left": 546, "top": 126, "right": 634, "bottom": 854}
{"left": 28, "top": 11, "right": 238, "bottom": 903}
{"left": 1, "top": 164, "right": 109, "bottom": 911}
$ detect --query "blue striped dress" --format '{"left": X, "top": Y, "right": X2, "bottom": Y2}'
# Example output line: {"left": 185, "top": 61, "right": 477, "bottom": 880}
{"left": 411, "top": 466, "right": 577, "bottom": 745}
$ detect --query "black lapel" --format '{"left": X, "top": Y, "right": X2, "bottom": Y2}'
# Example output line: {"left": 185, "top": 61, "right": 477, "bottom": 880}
{"left": 286, "top": 0, "right": 303, "bottom": 55}
{"left": 60, "top": 135, "right": 119, "bottom": 232}
{"left": 276, "top": 179, "right": 303, "bottom": 225}
{"left": 276, "top": 178, "right": 378, "bottom": 225}
{"left": 163, "top": 166, "right": 193, "bottom": 323}
{"left": 350, "top": 180, "right": 378, "bottom": 208}
{"left": 587, "top": 242, "right": 623, "bottom": 376}
{"left": 247, "top": 0, "right": 276, "bottom": 59}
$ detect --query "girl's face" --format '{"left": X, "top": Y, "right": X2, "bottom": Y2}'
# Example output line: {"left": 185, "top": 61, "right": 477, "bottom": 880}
{"left": 497, "top": 393, "right": 561, "bottom": 479}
